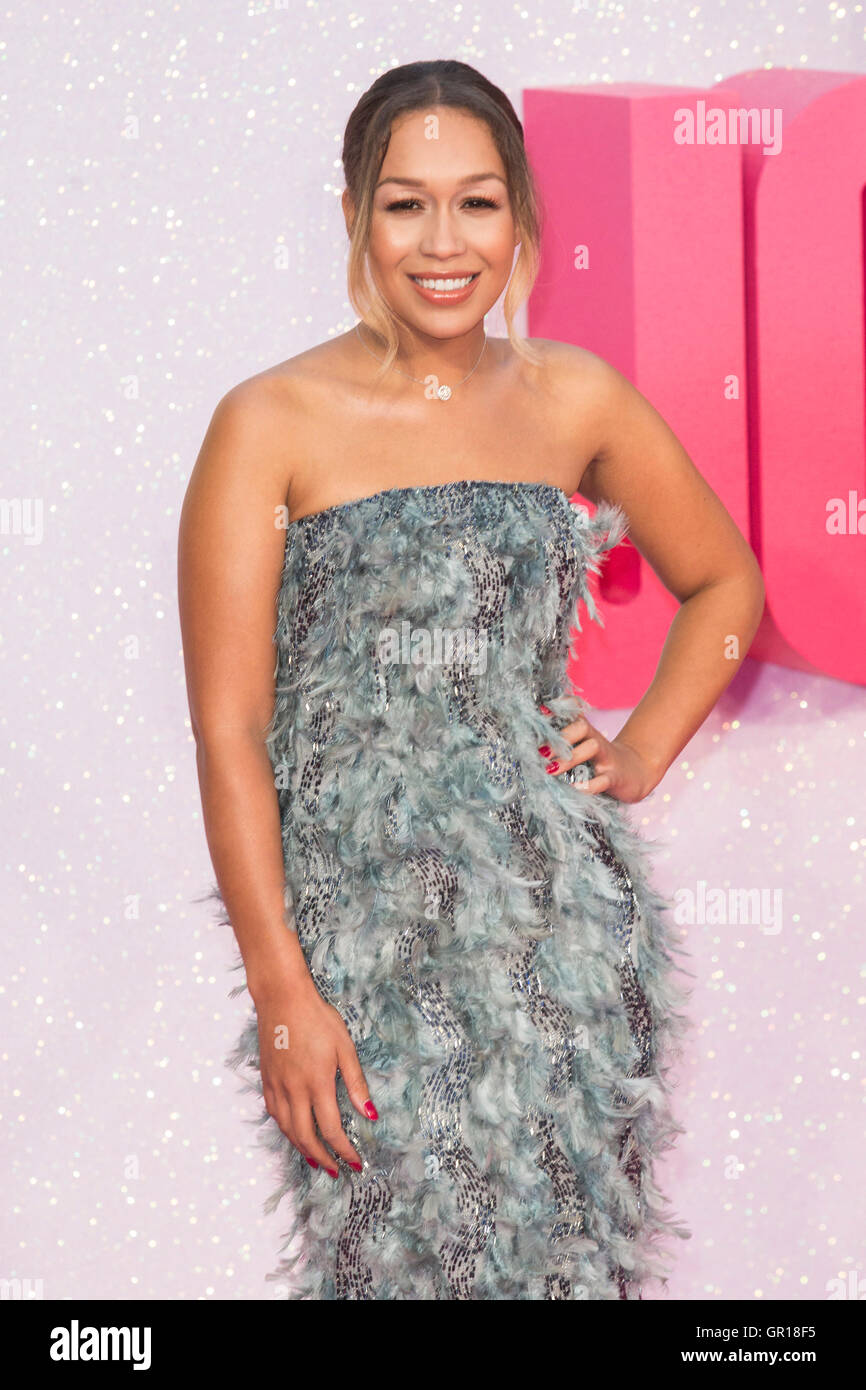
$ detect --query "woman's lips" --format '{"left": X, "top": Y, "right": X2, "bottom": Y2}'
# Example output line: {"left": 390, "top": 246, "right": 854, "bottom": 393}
{"left": 407, "top": 272, "right": 481, "bottom": 305}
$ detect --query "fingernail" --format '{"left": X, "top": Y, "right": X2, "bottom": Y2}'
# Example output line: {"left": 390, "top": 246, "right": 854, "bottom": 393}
{"left": 538, "top": 744, "right": 551, "bottom": 757}
{"left": 545, "top": 761, "right": 559, "bottom": 774}
{"left": 326, "top": 1167, "right": 339, "bottom": 1179}
{"left": 305, "top": 1157, "right": 319, "bottom": 1169}
{"left": 349, "top": 1161, "right": 363, "bottom": 1172}
{"left": 364, "top": 1100, "right": 379, "bottom": 1121}
{"left": 539, "top": 704, "right": 551, "bottom": 715}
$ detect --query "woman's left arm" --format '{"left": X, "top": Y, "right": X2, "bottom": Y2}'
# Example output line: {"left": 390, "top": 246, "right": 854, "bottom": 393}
{"left": 550, "top": 350, "right": 766, "bottom": 804}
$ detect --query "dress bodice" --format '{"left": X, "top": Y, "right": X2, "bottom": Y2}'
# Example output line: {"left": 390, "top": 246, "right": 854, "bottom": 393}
{"left": 266, "top": 479, "right": 628, "bottom": 767}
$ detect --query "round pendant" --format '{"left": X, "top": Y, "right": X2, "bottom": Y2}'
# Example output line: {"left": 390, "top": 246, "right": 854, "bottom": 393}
{"left": 437, "top": 384, "right": 452, "bottom": 401}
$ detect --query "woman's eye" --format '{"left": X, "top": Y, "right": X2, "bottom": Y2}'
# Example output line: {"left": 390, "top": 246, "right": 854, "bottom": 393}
{"left": 384, "top": 196, "right": 501, "bottom": 212}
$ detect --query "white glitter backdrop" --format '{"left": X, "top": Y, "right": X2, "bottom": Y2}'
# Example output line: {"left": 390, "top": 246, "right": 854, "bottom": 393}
{"left": 2, "top": 0, "right": 864, "bottom": 1301}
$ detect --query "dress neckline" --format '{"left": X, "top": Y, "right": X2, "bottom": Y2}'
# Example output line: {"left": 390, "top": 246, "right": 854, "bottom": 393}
{"left": 287, "top": 478, "right": 577, "bottom": 528}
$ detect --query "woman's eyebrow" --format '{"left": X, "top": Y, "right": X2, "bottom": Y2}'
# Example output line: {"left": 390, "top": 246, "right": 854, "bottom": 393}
{"left": 375, "top": 172, "right": 507, "bottom": 190}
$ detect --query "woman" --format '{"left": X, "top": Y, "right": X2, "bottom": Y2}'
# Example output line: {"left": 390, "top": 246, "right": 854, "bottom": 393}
{"left": 178, "top": 59, "right": 765, "bottom": 1300}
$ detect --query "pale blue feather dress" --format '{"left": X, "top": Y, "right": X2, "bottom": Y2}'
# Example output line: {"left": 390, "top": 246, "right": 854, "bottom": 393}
{"left": 214, "top": 478, "right": 691, "bottom": 1300}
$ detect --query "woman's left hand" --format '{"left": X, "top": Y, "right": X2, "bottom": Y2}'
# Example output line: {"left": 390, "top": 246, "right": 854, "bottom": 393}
{"left": 537, "top": 710, "right": 661, "bottom": 804}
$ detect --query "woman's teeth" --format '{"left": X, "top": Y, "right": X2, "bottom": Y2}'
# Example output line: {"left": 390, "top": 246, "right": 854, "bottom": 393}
{"left": 411, "top": 275, "right": 477, "bottom": 290}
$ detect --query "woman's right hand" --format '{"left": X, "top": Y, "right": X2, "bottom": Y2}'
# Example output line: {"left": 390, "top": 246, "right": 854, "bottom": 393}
{"left": 253, "top": 976, "right": 377, "bottom": 1177}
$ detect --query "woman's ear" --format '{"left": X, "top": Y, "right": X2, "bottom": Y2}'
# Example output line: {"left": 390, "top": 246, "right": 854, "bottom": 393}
{"left": 341, "top": 188, "right": 355, "bottom": 237}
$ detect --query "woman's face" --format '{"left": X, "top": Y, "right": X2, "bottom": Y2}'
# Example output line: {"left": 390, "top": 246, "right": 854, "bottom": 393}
{"left": 351, "top": 106, "right": 519, "bottom": 340}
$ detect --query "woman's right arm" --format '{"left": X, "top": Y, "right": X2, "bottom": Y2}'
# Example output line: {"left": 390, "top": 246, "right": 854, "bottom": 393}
{"left": 178, "top": 379, "right": 374, "bottom": 1178}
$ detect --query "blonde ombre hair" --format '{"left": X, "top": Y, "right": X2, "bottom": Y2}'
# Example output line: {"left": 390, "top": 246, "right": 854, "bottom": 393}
{"left": 342, "top": 60, "right": 545, "bottom": 384}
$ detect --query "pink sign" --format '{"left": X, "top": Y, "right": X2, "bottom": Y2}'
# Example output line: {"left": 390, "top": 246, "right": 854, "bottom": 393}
{"left": 524, "top": 71, "right": 866, "bottom": 707}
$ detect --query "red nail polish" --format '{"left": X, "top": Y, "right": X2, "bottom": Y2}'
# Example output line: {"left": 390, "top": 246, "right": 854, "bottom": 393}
{"left": 539, "top": 704, "right": 551, "bottom": 715}
{"left": 326, "top": 1167, "right": 339, "bottom": 1179}
{"left": 538, "top": 744, "right": 551, "bottom": 757}
{"left": 349, "top": 1161, "right": 363, "bottom": 1172}
{"left": 545, "top": 761, "right": 559, "bottom": 774}
{"left": 364, "top": 1100, "right": 378, "bottom": 1121}
{"left": 305, "top": 1157, "right": 319, "bottom": 1169}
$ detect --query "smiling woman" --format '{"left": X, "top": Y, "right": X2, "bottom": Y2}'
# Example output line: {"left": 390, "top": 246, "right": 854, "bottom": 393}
{"left": 179, "top": 57, "right": 764, "bottom": 1302}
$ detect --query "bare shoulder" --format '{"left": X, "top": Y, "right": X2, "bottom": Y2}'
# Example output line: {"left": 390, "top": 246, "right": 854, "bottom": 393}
{"left": 514, "top": 339, "right": 627, "bottom": 485}
{"left": 229, "top": 333, "right": 353, "bottom": 395}
{"left": 517, "top": 338, "right": 629, "bottom": 426}
{"left": 215, "top": 341, "right": 336, "bottom": 432}
{"left": 199, "top": 339, "right": 349, "bottom": 488}
{"left": 523, "top": 337, "right": 625, "bottom": 398}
